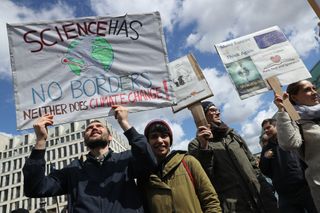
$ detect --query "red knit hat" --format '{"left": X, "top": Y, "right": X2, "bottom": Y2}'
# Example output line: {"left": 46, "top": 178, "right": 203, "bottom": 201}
{"left": 144, "top": 119, "right": 173, "bottom": 145}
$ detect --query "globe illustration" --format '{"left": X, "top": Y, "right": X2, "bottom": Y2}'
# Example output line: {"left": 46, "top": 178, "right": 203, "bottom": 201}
{"left": 62, "top": 36, "right": 114, "bottom": 76}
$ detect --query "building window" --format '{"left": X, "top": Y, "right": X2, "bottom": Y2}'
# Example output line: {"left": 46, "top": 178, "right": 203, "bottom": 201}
{"left": 69, "top": 145, "right": 73, "bottom": 156}
{"left": 71, "top": 122, "right": 75, "bottom": 132}
{"left": 52, "top": 150, "right": 56, "bottom": 159}
{"left": 3, "top": 152, "right": 6, "bottom": 159}
{"left": 47, "top": 151, "right": 51, "bottom": 161}
{"left": 74, "top": 144, "right": 78, "bottom": 154}
{"left": 80, "top": 142, "right": 84, "bottom": 152}
{"left": 71, "top": 134, "right": 75, "bottom": 140}
{"left": 66, "top": 135, "right": 70, "bottom": 142}
{"left": 63, "top": 147, "right": 67, "bottom": 156}
{"left": 3, "top": 189, "right": 8, "bottom": 201}
{"left": 61, "top": 137, "right": 65, "bottom": 143}
{"left": 58, "top": 148, "right": 62, "bottom": 158}
{"left": 13, "top": 159, "right": 17, "bottom": 170}
{"left": 8, "top": 151, "right": 12, "bottom": 158}
{"left": 50, "top": 140, "right": 54, "bottom": 146}
{"left": 7, "top": 161, "right": 11, "bottom": 172}
{"left": 55, "top": 126, "right": 59, "bottom": 137}
{"left": 76, "top": 132, "right": 81, "bottom": 139}
{"left": 16, "top": 186, "right": 20, "bottom": 198}
{"left": 9, "top": 139, "right": 13, "bottom": 149}
{"left": 25, "top": 135, "right": 29, "bottom": 144}
{"left": 17, "top": 172, "right": 21, "bottom": 183}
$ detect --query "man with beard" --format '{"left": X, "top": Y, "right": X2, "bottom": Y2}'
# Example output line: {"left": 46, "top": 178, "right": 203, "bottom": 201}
{"left": 23, "top": 105, "right": 157, "bottom": 213}
{"left": 188, "top": 101, "right": 278, "bottom": 213}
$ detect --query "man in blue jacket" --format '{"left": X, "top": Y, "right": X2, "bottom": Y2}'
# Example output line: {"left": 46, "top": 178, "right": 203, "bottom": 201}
{"left": 259, "top": 118, "right": 317, "bottom": 213}
{"left": 23, "top": 105, "right": 157, "bottom": 213}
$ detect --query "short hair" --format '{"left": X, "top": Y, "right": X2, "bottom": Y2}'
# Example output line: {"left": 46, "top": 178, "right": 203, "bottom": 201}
{"left": 85, "top": 120, "right": 111, "bottom": 134}
{"left": 261, "top": 118, "right": 276, "bottom": 128}
{"left": 286, "top": 80, "right": 311, "bottom": 105}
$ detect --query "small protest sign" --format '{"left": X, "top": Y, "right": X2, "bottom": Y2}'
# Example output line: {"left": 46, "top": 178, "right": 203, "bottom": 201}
{"left": 168, "top": 54, "right": 213, "bottom": 126}
{"left": 215, "top": 26, "right": 311, "bottom": 100}
{"left": 7, "top": 12, "right": 174, "bottom": 130}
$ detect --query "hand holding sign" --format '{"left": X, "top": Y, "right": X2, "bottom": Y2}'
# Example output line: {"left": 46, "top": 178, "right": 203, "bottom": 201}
{"left": 267, "top": 76, "right": 300, "bottom": 121}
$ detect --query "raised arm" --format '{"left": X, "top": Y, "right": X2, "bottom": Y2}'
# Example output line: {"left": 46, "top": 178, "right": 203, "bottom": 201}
{"left": 23, "top": 114, "right": 68, "bottom": 197}
{"left": 188, "top": 126, "right": 215, "bottom": 178}
{"left": 273, "top": 93, "right": 303, "bottom": 150}
{"left": 112, "top": 105, "right": 157, "bottom": 176}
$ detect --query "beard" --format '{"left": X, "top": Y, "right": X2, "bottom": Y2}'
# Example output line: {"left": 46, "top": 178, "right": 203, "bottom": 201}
{"left": 84, "top": 133, "right": 110, "bottom": 149}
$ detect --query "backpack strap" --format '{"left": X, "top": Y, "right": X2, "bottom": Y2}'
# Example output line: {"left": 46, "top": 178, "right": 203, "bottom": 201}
{"left": 181, "top": 158, "right": 195, "bottom": 188}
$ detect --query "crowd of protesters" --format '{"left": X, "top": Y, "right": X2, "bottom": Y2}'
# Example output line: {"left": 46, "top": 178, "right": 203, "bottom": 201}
{"left": 19, "top": 79, "right": 320, "bottom": 213}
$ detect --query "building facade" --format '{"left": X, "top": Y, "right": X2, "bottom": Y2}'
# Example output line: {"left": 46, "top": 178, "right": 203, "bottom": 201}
{"left": 0, "top": 118, "right": 130, "bottom": 213}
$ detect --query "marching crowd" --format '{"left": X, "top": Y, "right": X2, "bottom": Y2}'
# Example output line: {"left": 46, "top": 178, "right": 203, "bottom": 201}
{"left": 20, "top": 79, "right": 320, "bottom": 213}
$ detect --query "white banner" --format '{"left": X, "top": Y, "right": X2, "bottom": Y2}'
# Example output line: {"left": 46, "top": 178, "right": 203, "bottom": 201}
{"left": 7, "top": 12, "right": 174, "bottom": 130}
{"left": 168, "top": 54, "right": 213, "bottom": 112}
{"left": 215, "top": 26, "right": 311, "bottom": 99}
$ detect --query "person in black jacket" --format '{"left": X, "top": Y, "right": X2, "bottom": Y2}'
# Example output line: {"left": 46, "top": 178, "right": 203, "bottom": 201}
{"left": 23, "top": 105, "right": 157, "bottom": 213}
{"left": 189, "top": 101, "right": 278, "bottom": 213}
{"left": 259, "top": 118, "right": 317, "bottom": 213}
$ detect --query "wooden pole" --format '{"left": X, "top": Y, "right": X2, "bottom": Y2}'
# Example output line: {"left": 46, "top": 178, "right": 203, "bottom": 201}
{"left": 266, "top": 76, "right": 300, "bottom": 121}
{"left": 308, "top": 0, "right": 320, "bottom": 18}
{"left": 188, "top": 102, "right": 208, "bottom": 127}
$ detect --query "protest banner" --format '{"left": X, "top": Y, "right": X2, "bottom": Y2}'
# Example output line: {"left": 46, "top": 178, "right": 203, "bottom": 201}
{"left": 308, "top": 0, "right": 320, "bottom": 18}
{"left": 168, "top": 54, "right": 213, "bottom": 127}
{"left": 215, "top": 26, "right": 311, "bottom": 100}
{"left": 7, "top": 12, "right": 174, "bottom": 130}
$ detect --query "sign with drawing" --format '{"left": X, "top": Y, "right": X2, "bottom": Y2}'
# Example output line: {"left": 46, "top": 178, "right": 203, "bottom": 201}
{"left": 168, "top": 54, "right": 213, "bottom": 112}
{"left": 7, "top": 12, "right": 174, "bottom": 130}
{"left": 215, "top": 26, "right": 311, "bottom": 99}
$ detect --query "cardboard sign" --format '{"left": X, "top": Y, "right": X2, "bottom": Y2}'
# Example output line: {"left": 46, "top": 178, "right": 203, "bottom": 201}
{"left": 168, "top": 54, "right": 213, "bottom": 112}
{"left": 7, "top": 12, "right": 174, "bottom": 130}
{"left": 215, "top": 26, "right": 311, "bottom": 99}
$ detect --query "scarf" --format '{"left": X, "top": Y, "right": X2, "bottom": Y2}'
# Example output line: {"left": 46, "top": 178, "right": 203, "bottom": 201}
{"left": 210, "top": 122, "right": 229, "bottom": 139}
{"left": 294, "top": 104, "right": 320, "bottom": 120}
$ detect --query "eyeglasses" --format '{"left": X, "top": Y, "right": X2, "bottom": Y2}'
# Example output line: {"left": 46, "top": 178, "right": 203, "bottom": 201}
{"left": 207, "top": 108, "right": 220, "bottom": 114}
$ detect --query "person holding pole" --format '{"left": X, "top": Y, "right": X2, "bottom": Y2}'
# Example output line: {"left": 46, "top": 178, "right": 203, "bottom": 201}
{"left": 23, "top": 105, "right": 157, "bottom": 213}
{"left": 274, "top": 79, "right": 320, "bottom": 211}
{"left": 188, "top": 101, "right": 278, "bottom": 213}
{"left": 259, "top": 118, "right": 317, "bottom": 213}
{"left": 138, "top": 119, "right": 221, "bottom": 213}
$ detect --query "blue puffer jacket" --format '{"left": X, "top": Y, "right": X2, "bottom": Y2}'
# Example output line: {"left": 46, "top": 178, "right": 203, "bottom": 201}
{"left": 23, "top": 127, "right": 157, "bottom": 213}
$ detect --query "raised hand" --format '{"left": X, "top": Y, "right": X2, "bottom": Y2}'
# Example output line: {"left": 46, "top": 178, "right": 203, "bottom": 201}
{"left": 196, "top": 125, "right": 213, "bottom": 149}
{"left": 112, "top": 105, "right": 132, "bottom": 131}
{"left": 33, "top": 114, "right": 54, "bottom": 149}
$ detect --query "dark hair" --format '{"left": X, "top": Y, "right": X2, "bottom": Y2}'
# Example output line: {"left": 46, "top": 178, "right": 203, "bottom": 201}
{"left": 201, "top": 101, "right": 215, "bottom": 114}
{"left": 261, "top": 118, "right": 276, "bottom": 127}
{"left": 286, "top": 80, "right": 307, "bottom": 105}
{"left": 144, "top": 120, "right": 173, "bottom": 145}
{"left": 85, "top": 120, "right": 111, "bottom": 134}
